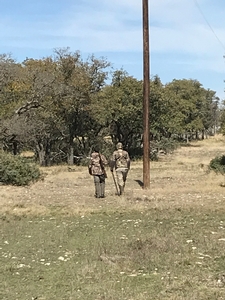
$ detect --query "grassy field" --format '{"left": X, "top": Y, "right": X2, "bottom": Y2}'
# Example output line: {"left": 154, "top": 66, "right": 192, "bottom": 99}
{"left": 1, "top": 135, "right": 225, "bottom": 299}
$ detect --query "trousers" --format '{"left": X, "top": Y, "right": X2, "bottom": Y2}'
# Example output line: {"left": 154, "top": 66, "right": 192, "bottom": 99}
{"left": 116, "top": 168, "right": 128, "bottom": 195}
{"left": 93, "top": 174, "right": 105, "bottom": 198}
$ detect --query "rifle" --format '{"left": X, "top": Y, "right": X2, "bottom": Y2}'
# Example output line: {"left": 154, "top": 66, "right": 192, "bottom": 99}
{"left": 111, "top": 170, "right": 120, "bottom": 195}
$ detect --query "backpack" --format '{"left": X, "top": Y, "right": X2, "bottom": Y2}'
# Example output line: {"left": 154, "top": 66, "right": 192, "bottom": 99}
{"left": 89, "top": 152, "right": 107, "bottom": 177}
{"left": 115, "top": 150, "right": 128, "bottom": 168}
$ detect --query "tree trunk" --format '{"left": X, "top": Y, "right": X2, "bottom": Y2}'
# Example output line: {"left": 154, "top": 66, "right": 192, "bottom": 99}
{"left": 185, "top": 133, "right": 189, "bottom": 143}
{"left": 67, "top": 146, "right": 74, "bottom": 165}
{"left": 45, "top": 140, "right": 51, "bottom": 166}
{"left": 201, "top": 130, "right": 204, "bottom": 140}
{"left": 195, "top": 131, "right": 199, "bottom": 140}
{"left": 12, "top": 141, "right": 18, "bottom": 155}
{"left": 36, "top": 140, "right": 51, "bottom": 166}
{"left": 36, "top": 143, "right": 46, "bottom": 166}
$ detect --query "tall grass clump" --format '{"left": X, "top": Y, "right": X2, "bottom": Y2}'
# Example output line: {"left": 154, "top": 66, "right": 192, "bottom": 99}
{"left": 0, "top": 151, "right": 41, "bottom": 186}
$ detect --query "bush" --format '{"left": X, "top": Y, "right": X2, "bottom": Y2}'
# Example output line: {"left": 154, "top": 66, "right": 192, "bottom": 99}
{"left": 0, "top": 151, "right": 42, "bottom": 186}
{"left": 148, "top": 138, "right": 179, "bottom": 161}
{"left": 156, "top": 137, "right": 179, "bottom": 154}
{"left": 209, "top": 155, "right": 225, "bottom": 175}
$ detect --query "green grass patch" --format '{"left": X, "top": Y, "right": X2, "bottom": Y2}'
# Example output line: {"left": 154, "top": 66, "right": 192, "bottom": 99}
{"left": 1, "top": 208, "right": 225, "bottom": 299}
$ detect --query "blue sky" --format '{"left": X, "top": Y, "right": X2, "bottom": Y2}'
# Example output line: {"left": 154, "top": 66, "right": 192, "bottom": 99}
{"left": 151, "top": 0, "right": 225, "bottom": 101}
{"left": 1, "top": 0, "right": 225, "bottom": 100}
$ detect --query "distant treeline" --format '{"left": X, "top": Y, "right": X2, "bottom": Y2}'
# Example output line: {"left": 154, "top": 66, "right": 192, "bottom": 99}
{"left": 0, "top": 48, "right": 224, "bottom": 166}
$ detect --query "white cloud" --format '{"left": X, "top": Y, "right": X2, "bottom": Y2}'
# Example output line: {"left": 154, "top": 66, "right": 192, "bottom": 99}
{"left": 151, "top": 0, "right": 225, "bottom": 75}
{"left": 0, "top": 0, "right": 143, "bottom": 53}
{"left": 0, "top": 0, "right": 224, "bottom": 99}
{"left": 59, "top": 0, "right": 142, "bottom": 52}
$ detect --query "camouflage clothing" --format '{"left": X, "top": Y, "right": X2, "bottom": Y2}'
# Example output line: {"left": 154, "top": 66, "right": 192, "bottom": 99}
{"left": 89, "top": 152, "right": 107, "bottom": 176}
{"left": 110, "top": 144, "right": 130, "bottom": 195}
{"left": 111, "top": 149, "right": 130, "bottom": 170}
{"left": 89, "top": 152, "right": 107, "bottom": 198}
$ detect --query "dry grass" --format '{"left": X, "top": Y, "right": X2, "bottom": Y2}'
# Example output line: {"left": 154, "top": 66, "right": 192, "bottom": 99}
{"left": 1, "top": 135, "right": 225, "bottom": 216}
{"left": 2, "top": 135, "right": 225, "bottom": 299}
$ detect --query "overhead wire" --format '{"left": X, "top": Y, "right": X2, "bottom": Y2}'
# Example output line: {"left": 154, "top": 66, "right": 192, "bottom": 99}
{"left": 193, "top": 0, "right": 225, "bottom": 52}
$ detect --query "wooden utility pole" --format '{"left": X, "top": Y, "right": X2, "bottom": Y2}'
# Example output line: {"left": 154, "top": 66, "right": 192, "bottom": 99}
{"left": 142, "top": 0, "right": 150, "bottom": 189}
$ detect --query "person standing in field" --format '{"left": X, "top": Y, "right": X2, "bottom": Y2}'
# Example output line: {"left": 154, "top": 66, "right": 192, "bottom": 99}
{"left": 110, "top": 142, "right": 130, "bottom": 195}
{"left": 88, "top": 148, "right": 108, "bottom": 198}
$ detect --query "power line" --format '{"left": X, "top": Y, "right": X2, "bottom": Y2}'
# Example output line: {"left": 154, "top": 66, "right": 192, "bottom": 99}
{"left": 193, "top": 0, "right": 225, "bottom": 51}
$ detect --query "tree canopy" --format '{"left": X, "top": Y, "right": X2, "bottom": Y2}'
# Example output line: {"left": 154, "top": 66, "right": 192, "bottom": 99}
{"left": 0, "top": 49, "right": 222, "bottom": 164}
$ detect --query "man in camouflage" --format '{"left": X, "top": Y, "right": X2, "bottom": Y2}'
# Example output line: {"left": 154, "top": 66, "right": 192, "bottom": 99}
{"left": 88, "top": 148, "right": 108, "bottom": 198}
{"left": 110, "top": 142, "right": 130, "bottom": 195}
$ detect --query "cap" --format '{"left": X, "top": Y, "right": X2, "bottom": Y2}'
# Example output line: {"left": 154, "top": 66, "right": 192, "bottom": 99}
{"left": 116, "top": 142, "right": 123, "bottom": 149}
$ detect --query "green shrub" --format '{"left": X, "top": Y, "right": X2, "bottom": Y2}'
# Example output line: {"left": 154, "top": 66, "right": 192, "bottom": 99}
{"left": 149, "top": 138, "right": 179, "bottom": 161}
{"left": 209, "top": 155, "right": 225, "bottom": 175}
{"left": 156, "top": 137, "right": 179, "bottom": 154}
{"left": 0, "top": 151, "right": 41, "bottom": 186}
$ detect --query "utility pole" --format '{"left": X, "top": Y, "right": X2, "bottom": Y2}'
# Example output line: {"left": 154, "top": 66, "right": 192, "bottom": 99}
{"left": 142, "top": 0, "right": 150, "bottom": 189}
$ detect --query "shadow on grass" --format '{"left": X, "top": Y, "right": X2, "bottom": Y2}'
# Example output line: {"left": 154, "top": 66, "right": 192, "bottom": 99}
{"left": 134, "top": 179, "right": 144, "bottom": 187}
{"left": 180, "top": 143, "right": 201, "bottom": 148}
